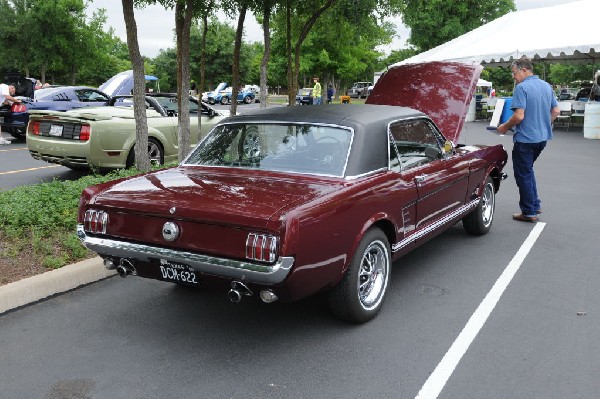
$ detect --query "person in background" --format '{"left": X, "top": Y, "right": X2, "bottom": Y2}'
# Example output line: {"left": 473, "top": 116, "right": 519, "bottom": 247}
{"left": 312, "top": 77, "right": 322, "bottom": 105}
{"left": 0, "top": 84, "right": 22, "bottom": 145}
{"left": 326, "top": 84, "right": 334, "bottom": 104}
{"left": 497, "top": 56, "right": 560, "bottom": 223}
{"left": 0, "top": 84, "right": 21, "bottom": 106}
{"left": 590, "top": 70, "right": 600, "bottom": 101}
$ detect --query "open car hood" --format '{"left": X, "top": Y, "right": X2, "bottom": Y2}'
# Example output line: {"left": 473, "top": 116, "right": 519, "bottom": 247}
{"left": 99, "top": 70, "right": 159, "bottom": 97}
{"left": 366, "top": 62, "right": 482, "bottom": 142}
{"left": 211, "top": 82, "right": 227, "bottom": 96}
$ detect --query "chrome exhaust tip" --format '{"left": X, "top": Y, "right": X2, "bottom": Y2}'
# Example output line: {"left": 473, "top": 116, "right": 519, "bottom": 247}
{"left": 103, "top": 258, "right": 116, "bottom": 270}
{"left": 259, "top": 290, "right": 278, "bottom": 303}
{"left": 227, "top": 289, "right": 242, "bottom": 303}
{"left": 116, "top": 265, "right": 129, "bottom": 278}
{"left": 116, "top": 259, "right": 137, "bottom": 278}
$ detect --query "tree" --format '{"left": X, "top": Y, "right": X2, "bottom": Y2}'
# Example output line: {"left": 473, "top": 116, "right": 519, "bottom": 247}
{"left": 122, "top": 0, "right": 151, "bottom": 172}
{"left": 402, "top": 0, "right": 515, "bottom": 52}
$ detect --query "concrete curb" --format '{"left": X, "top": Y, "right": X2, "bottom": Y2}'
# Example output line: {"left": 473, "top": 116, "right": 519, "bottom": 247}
{"left": 0, "top": 257, "right": 115, "bottom": 315}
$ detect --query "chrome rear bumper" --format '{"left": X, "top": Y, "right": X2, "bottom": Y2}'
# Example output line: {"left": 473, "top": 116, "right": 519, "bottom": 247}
{"left": 77, "top": 225, "right": 294, "bottom": 285}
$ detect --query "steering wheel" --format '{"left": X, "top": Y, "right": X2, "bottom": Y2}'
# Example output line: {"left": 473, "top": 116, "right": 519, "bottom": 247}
{"left": 307, "top": 135, "right": 345, "bottom": 167}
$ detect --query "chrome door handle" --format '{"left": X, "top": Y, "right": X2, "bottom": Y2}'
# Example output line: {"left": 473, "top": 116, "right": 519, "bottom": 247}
{"left": 415, "top": 174, "right": 427, "bottom": 183}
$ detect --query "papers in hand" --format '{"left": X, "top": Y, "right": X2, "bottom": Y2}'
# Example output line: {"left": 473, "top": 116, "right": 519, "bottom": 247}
{"left": 488, "top": 98, "right": 505, "bottom": 130}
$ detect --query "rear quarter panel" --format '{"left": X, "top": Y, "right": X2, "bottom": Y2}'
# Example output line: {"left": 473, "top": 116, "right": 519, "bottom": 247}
{"left": 277, "top": 172, "right": 416, "bottom": 300}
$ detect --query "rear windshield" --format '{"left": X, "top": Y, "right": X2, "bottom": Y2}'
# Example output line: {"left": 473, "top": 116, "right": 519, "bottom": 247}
{"left": 184, "top": 123, "right": 353, "bottom": 177}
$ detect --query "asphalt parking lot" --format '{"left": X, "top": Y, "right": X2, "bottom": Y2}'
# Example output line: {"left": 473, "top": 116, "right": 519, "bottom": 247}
{"left": 1, "top": 119, "right": 599, "bottom": 398}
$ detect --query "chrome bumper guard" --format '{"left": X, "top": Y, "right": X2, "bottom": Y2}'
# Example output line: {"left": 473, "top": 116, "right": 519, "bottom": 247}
{"left": 77, "top": 225, "right": 294, "bottom": 285}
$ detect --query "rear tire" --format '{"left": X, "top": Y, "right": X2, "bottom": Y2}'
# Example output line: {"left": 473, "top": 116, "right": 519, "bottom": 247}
{"left": 463, "top": 176, "right": 495, "bottom": 235}
{"left": 126, "top": 137, "right": 164, "bottom": 168}
{"left": 328, "top": 228, "right": 391, "bottom": 323}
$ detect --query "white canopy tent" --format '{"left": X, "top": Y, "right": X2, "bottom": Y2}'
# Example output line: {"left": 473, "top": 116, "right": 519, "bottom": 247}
{"left": 391, "top": 0, "right": 600, "bottom": 68}
{"left": 477, "top": 78, "right": 492, "bottom": 87}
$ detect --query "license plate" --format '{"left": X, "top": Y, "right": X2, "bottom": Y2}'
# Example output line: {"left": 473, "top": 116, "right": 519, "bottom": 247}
{"left": 49, "top": 125, "right": 63, "bottom": 137}
{"left": 158, "top": 259, "right": 198, "bottom": 285}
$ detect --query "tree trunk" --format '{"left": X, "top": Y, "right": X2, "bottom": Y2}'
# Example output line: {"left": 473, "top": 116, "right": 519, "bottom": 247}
{"left": 122, "top": 0, "right": 150, "bottom": 172}
{"left": 230, "top": 4, "right": 247, "bottom": 117}
{"left": 198, "top": 15, "right": 209, "bottom": 139}
{"left": 286, "top": 0, "right": 294, "bottom": 106}
{"left": 259, "top": 4, "right": 272, "bottom": 109}
{"left": 175, "top": 0, "right": 194, "bottom": 162}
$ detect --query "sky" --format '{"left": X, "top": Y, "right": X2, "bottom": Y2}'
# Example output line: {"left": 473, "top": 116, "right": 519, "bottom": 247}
{"left": 87, "top": 0, "right": 581, "bottom": 58}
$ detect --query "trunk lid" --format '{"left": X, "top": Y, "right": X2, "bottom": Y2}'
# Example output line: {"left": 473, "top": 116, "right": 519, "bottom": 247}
{"left": 93, "top": 167, "right": 339, "bottom": 229}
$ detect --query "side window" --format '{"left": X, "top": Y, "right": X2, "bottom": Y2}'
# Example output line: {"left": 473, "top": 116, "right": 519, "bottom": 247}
{"left": 76, "top": 90, "right": 109, "bottom": 102}
{"left": 389, "top": 119, "right": 444, "bottom": 171}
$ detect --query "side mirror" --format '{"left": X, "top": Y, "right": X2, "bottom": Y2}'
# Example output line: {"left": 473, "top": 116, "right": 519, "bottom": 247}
{"left": 443, "top": 140, "right": 454, "bottom": 155}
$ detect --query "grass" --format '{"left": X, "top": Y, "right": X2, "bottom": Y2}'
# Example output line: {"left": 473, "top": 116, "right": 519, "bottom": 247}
{"left": 0, "top": 166, "right": 169, "bottom": 270}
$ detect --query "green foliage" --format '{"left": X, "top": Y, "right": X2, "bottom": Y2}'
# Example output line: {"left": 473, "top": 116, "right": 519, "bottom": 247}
{"left": 548, "top": 63, "right": 595, "bottom": 86}
{"left": 0, "top": 0, "right": 132, "bottom": 85}
{"left": 0, "top": 167, "right": 158, "bottom": 269}
{"left": 402, "top": 0, "right": 516, "bottom": 52}
{"left": 153, "top": 19, "right": 262, "bottom": 91}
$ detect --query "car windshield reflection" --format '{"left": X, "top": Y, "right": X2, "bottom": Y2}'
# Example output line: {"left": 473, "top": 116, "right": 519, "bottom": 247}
{"left": 185, "top": 123, "right": 353, "bottom": 177}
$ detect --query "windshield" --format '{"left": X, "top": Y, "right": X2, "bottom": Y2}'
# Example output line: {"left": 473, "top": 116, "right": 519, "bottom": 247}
{"left": 185, "top": 123, "right": 353, "bottom": 177}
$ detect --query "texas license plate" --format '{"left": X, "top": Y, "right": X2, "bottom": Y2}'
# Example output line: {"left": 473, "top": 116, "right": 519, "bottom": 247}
{"left": 157, "top": 259, "right": 198, "bottom": 285}
{"left": 49, "top": 125, "right": 63, "bottom": 137}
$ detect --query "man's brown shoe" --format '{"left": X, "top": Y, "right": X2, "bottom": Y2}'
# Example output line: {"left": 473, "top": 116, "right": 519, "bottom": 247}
{"left": 512, "top": 213, "right": 538, "bottom": 223}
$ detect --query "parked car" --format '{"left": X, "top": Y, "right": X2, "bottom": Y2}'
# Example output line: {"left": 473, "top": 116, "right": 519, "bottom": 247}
{"left": 575, "top": 87, "right": 591, "bottom": 101}
{"left": 348, "top": 81, "right": 372, "bottom": 98}
{"left": 558, "top": 88, "right": 578, "bottom": 101}
{"left": 0, "top": 70, "right": 149, "bottom": 141}
{"left": 27, "top": 94, "right": 224, "bottom": 170}
{"left": 75, "top": 62, "right": 508, "bottom": 323}
{"left": 206, "top": 83, "right": 256, "bottom": 105}
{"left": 0, "top": 74, "right": 38, "bottom": 140}
{"left": 295, "top": 87, "right": 313, "bottom": 105}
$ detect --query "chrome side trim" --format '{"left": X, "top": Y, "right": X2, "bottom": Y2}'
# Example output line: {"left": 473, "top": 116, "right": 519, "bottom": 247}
{"left": 392, "top": 198, "right": 479, "bottom": 252}
{"left": 77, "top": 225, "right": 294, "bottom": 285}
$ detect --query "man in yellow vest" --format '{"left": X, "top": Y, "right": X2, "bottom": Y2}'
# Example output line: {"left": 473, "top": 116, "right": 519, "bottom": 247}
{"left": 312, "top": 77, "right": 322, "bottom": 105}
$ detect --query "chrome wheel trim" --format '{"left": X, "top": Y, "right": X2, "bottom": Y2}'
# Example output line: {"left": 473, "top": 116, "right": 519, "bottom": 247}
{"left": 481, "top": 182, "right": 495, "bottom": 227}
{"left": 243, "top": 132, "right": 261, "bottom": 158}
{"left": 357, "top": 239, "right": 389, "bottom": 309}
{"left": 148, "top": 141, "right": 162, "bottom": 165}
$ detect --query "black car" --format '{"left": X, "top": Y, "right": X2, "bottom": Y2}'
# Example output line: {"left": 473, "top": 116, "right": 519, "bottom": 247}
{"left": 0, "top": 73, "right": 37, "bottom": 139}
{"left": 295, "top": 88, "right": 313, "bottom": 105}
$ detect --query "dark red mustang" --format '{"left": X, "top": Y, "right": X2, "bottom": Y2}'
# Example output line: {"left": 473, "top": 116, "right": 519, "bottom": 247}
{"left": 77, "top": 62, "right": 508, "bottom": 323}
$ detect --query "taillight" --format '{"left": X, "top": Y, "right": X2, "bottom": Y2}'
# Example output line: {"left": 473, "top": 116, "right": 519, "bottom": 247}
{"left": 29, "top": 121, "right": 41, "bottom": 135}
{"left": 83, "top": 210, "right": 108, "bottom": 234}
{"left": 246, "top": 233, "right": 278, "bottom": 262}
{"left": 78, "top": 125, "right": 91, "bottom": 141}
{"left": 11, "top": 103, "right": 26, "bottom": 113}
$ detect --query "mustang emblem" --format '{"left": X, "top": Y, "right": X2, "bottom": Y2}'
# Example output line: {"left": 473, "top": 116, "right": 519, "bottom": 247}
{"left": 162, "top": 222, "right": 180, "bottom": 241}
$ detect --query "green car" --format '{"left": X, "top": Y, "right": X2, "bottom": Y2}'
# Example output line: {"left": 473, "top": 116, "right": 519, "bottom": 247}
{"left": 26, "top": 94, "right": 226, "bottom": 170}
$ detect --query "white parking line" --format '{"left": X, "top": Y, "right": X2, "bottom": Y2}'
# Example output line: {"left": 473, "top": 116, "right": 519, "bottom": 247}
{"left": 415, "top": 222, "right": 546, "bottom": 399}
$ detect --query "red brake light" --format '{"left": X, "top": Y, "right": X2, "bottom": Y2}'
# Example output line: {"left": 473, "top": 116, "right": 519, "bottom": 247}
{"left": 29, "top": 121, "right": 41, "bottom": 135}
{"left": 79, "top": 125, "right": 91, "bottom": 141}
{"left": 84, "top": 210, "right": 108, "bottom": 234}
{"left": 11, "top": 103, "right": 26, "bottom": 113}
{"left": 246, "top": 233, "right": 279, "bottom": 263}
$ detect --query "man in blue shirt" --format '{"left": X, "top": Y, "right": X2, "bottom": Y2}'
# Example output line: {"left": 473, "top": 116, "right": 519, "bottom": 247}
{"left": 497, "top": 56, "right": 560, "bottom": 222}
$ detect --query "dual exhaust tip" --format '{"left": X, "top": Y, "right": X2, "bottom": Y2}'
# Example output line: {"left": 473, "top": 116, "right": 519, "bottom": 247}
{"left": 103, "top": 258, "right": 136, "bottom": 278}
{"left": 104, "top": 258, "right": 278, "bottom": 303}
{"left": 228, "top": 281, "right": 278, "bottom": 304}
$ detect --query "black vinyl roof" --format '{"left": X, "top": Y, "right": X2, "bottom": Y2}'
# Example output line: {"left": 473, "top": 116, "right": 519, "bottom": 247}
{"left": 220, "top": 104, "right": 429, "bottom": 177}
